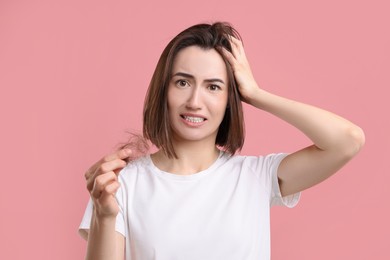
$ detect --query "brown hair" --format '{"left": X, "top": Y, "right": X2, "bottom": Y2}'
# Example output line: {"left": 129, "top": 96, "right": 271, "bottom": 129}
{"left": 143, "top": 22, "right": 245, "bottom": 158}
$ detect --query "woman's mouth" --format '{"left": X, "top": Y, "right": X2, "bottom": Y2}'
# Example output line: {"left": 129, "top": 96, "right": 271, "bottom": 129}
{"left": 182, "top": 115, "right": 206, "bottom": 123}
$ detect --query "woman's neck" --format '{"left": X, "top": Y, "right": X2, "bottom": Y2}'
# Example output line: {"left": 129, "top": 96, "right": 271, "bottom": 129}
{"left": 151, "top": 140, "right": 220, "bottom": 175}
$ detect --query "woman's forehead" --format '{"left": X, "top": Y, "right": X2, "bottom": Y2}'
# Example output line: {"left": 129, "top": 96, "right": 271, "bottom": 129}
{"left": 172, "top": 46, "right": 228, "bottom": 80}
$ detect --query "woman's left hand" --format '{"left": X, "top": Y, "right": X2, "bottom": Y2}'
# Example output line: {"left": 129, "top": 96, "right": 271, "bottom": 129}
{"left": 219, "top": 36, "right": 260, "bottom": 104}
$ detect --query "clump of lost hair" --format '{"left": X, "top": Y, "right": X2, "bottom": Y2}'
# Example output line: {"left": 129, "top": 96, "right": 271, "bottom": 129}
{"left": 116, "top": 132, "right": 150, "bottom": 163}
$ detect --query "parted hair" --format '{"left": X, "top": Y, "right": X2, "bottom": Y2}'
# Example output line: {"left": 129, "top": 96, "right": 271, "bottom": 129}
{"left": 142, "top": 22, "right": 245, "bottom": 158}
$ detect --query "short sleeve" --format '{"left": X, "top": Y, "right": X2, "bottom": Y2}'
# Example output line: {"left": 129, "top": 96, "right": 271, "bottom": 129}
{"left": 268, "top": 153, "right": 301, "bottom": 208}
{"left": 78, "top": 191, "right": 126, "bottom": 239}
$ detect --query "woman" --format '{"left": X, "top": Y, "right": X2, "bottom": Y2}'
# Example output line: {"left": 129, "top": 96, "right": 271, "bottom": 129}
{"left": 79, "top": 22, "right": 365, "bottom": 260}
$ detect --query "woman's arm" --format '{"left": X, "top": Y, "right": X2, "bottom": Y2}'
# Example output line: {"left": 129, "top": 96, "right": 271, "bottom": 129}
{"left": 248, "top": 88, "right": 365, "bottom": 196}
{"left": 85, "top": 215, "right": 125, "bottom": 260}
{"left": 220, "top": 37, "right": 365, "bottom": 197}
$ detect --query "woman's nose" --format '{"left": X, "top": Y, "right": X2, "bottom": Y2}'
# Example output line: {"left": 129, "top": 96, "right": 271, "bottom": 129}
{"left": 185, "top": 87, "right": 202, "bottom": 110}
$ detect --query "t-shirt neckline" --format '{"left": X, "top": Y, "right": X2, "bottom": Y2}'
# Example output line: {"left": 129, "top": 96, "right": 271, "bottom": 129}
{"left": 147, "top": 150, "right": 227, "bottom": 181}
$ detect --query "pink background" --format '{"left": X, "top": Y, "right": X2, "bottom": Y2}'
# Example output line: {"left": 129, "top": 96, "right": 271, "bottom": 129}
{"left": 1, "top": 0, "right": 388, "bottom": 259}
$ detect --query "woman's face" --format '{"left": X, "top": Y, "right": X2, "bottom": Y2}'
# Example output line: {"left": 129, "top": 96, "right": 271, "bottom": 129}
{"left": 167, "top": 45, "right": 229, "bottom": 144}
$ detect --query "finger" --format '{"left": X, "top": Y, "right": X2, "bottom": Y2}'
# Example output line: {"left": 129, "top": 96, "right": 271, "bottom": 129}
{"left": 225, "top": 36, "right": 240, "bottom": 56}
{"left": 85, "top": 148, "right": 132, "bottom": 180}
{"left": 100, "top": 181, "right": 120, "bottom": 199}
{"left": 86, "top": 157, "right": 128, "bottom": 192}
{"left": 91, "top": 171, "right": 118, "bottom": 198}
{"left": 103, "top": 148, "right": 132, "bottom": 163}
{"left": 229, "top": 35, "right": 243, "bottom": 46}
{"left": 97, "top": 182, "right": 120, "bottom": 211}
{"left": 98, "top": 159, "right": 127, "bottom": 174}
{"left": 218, "top": 46, "right": 236, "bottom": 68}
{"left": 85, "top": 164, "right": 97, "bottom": 180}
{"left": 230, "top": 37, "right": 248, "bottom": 61}
{"left": 229, "top": 36, "right": 244, "bottom": 50}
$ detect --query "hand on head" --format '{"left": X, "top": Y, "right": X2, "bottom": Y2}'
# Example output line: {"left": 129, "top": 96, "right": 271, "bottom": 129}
{"left": 219, "top": 36, "right": 260, "bottom": 104}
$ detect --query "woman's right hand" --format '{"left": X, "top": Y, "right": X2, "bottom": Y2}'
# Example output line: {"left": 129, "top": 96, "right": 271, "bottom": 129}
{"left": 84, "top": 148, "right": 132, "bottom": 219}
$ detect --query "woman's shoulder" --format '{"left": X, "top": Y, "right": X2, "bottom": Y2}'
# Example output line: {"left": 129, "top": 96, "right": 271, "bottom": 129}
{"left": 226, "top": 152, "right": 288, "bottom": 168}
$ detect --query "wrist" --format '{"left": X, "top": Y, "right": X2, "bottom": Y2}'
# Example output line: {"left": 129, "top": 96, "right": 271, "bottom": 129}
{"left": 245, "top": 88, "right": 269, "bottom": 108}
{"left": 93, "top": 209, "right": 117, "bottom": 224}
{"left": 92, "top": 216, "right": 116, "bottom": 233}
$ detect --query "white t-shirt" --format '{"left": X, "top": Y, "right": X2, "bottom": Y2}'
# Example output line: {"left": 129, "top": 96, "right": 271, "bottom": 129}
{"left": 79, "top": 151, "right": 300, "bottom": 260}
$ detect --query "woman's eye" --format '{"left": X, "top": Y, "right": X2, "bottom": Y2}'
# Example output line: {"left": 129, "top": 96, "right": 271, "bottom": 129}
{"left": 209, "top": 85, "right": 221, "bottom": 91}
{"left": 176, "top": 80, "right": 188, "bottom": 87}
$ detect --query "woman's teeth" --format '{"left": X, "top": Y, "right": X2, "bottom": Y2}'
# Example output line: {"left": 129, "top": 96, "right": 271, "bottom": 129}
{"left": 184, "top": 116, "right": 205, "bottom": 123}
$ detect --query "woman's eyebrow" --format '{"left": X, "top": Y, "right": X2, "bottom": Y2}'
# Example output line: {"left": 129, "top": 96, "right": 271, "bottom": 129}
{"left": 172, "top": 72, "right": 225, "bottom": 84}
